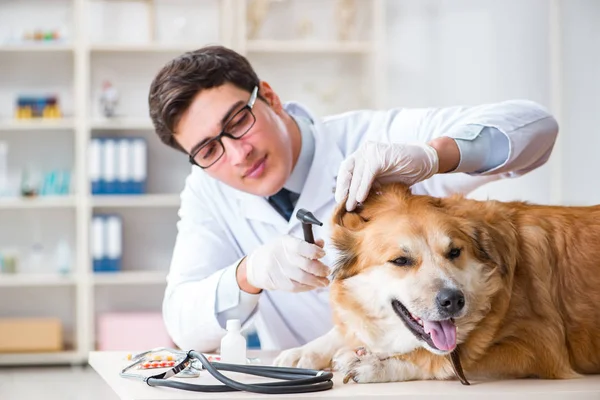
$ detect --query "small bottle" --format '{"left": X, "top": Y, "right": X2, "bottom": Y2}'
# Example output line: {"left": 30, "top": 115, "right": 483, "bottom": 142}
{"left": 54, "top": 239, "right": 72, "bottom": 275}
{"left": 220, "top": 319, "right": 247, "bottom": 365}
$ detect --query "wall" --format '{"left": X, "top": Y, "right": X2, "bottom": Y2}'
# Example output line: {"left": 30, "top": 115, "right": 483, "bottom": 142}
{"left": 384, "top": 0, "right": 558, "bottom": 204}
{"left": 560, "top": 0, "right": 600, "bottom": 206}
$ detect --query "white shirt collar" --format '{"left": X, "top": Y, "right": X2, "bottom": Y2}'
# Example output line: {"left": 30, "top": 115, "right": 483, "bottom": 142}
{"left": 283, "top": 114, "right": 315, "bottom": 194}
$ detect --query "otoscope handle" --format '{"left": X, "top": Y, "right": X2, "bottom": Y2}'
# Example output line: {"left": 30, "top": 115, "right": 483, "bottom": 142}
{"left": 296, "top": 209, "right": 323, "bottom": 245}
{"left": 302, "top": 224, "right": 316, "bottom": 244}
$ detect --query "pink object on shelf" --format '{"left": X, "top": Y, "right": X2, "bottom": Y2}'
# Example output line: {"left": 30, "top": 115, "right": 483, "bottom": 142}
{"left": 97, "top": 312, "right": 174, "bottom": 351}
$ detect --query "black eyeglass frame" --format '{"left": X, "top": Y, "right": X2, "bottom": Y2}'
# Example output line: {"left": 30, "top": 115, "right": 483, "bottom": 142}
{"left": 188, "top": 85, "right": 259, "bottom": 169}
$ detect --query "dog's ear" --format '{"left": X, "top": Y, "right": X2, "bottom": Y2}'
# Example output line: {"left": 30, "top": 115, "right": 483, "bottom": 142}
{"left": 436, "top": 196, "right": 517, "bottom": 278}
{"left": 331, "top": 182, "right": 413, "bottom": 231}
{"left": 469, "top": 224, "right": 512, "bottom": 276}
{"left": 332, "top": 201, "right": 369, "bottom": 232}
{"left": 329, "top": 201, "right": 369, "bottom": 280}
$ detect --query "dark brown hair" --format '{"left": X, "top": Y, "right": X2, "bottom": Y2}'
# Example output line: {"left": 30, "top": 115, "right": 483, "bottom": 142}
{"left": 148, "top": 45, "right": 260, "bottom": 153}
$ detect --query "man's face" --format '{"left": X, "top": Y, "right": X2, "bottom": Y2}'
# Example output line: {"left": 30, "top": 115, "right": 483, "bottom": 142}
{"left": 174, "top": 82, "right": 297, "bottom": 197}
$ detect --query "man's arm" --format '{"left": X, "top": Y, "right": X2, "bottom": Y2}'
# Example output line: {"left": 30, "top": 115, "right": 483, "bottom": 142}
{"left": 414, "top": 99, "right": 559, "bottom": 197}
{"left": 162, "top": 173, "right": 260, "bottom": 352}
{"left": 408, "top": 99, "right": 558, "bottom": 177}
{"left": 428, "top": 136, "right": 460, "bottom": 173}
{"left": 335, "top": 99, "right": 558, "bottom": 208}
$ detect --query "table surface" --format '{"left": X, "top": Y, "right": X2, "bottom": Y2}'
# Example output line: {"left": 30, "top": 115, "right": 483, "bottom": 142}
{"left": 89, "top": 350, "right": 600, "bottom": 400}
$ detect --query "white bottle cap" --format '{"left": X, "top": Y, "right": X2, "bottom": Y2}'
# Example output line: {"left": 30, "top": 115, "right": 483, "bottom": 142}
{"left": 226, "top": 319, "right": 241, "bottom": 332}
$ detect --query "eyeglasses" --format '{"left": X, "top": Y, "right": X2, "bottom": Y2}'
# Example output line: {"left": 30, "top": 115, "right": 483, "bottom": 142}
{"left": 189, "top": 86, "right": 258, "bottom": 169}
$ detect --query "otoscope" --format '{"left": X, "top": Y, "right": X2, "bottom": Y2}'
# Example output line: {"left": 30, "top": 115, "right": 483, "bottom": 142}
{"left": 296, "top": 209, "right": 323, "bottom": 244}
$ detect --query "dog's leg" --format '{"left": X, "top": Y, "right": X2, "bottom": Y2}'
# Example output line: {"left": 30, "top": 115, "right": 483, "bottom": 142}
{"left": 332, "top": 347, "right": 449, "bottom": 383}
{"left": 272, "top": 327, "right": 346, "bottom": 370}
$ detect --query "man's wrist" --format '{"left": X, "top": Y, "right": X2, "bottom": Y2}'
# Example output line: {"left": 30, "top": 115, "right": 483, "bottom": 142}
{"left": 428, "top": 137, "right": 460, "bottom": 173}
{"left": 236, "top": 257, "right": 262, "bottom": 294}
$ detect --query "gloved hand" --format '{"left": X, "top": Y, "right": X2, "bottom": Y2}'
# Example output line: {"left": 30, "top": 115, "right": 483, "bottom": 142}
{"left": 335, "top": 141, "right": 439, "bottom": 211}
{"left": 245, "top": 235, "right": 330, "bottom": 292}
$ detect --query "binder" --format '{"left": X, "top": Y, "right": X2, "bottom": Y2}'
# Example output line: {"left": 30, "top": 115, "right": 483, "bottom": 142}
{"left": 102, "top": 139, "right": 117, "bottom": 195}
{"left": 105, "top": 214, "right": 122, "bottom": 272}
{"left": 117, "top": 138, "right": 131, "bottom": 194}
{"left": 91, "top": 137, "right": 147, "bottom": 195}
{"left": 92, "top": 215, "right": 106, "bottom": 272}
{"left": 89, "top": 138, "right": 102, "bottom": 195}
{"left": 131, "top": 138, "right": 147, "bottom": 194}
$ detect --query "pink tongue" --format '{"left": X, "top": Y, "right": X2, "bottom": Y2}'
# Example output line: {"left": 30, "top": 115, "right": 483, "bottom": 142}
{"left": 422, "top": 320, "right": 457, "bottom": 351}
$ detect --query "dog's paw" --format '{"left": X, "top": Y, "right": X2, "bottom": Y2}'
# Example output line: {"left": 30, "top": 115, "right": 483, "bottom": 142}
{"left": 272, "top": 346, "right": 331, "bottom": 370}
{"left": 333, "top": 347, "right": 391, "bottom": 384}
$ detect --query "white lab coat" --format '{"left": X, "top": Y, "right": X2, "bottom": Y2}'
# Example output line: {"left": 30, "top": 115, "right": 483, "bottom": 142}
{"left": 162, "top": 99, "right": 558, "bottom": 353}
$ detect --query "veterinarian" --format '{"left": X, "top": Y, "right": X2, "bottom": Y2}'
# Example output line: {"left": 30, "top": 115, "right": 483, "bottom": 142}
{"left": 148, "top": 45, "right": 559, "bottom": 353}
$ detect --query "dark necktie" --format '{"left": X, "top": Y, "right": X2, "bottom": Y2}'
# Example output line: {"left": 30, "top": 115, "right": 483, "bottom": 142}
{"left": 268, "top": 187, "right": 298, "bottom": 221}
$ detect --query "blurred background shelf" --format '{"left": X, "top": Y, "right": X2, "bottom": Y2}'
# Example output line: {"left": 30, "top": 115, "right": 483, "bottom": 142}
{"left": 0, "top": 0, "right": 385, "bottom": 367}
{"left": 89, "top": 43, "right": 200, "bottom": 53}
{"left": 0, "top": 119, "right": 75, "bottom": 131}
{"left": 91, "top": 194, "right": 180, "bottom": 208}
{"left": 0, "top": 273, "right": 77, "bottom": 287}
{"left": 0, "top": 196, "right": 77, "bottom": 209}
{"left": 0, "top": 44, "right": 74, "bottom": 53}
{"left": 90, "top": 118, "right": 153, "bottom": 130}
{"left": 246, "top": 40, "right": 372, "bottom": 53}
{"left": 92, "top": 270, "right": 166, "bottom": 286}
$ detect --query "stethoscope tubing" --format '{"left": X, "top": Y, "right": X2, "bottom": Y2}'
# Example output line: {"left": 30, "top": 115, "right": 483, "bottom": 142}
{"left": 144, "top": 351, "right": 334, "bottom": 394}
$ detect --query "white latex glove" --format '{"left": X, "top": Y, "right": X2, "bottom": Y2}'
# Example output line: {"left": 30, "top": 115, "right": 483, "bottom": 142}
{"left": 246, "top": 235, "right": 330, "bottom": 292}
{"left": 335, "top": 141, "right": 439, "bottom": 211}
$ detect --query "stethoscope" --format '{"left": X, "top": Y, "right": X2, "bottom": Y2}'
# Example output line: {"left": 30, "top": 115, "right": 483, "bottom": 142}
{"left": 120, "top": 210, "right": 333, "bottom": 394}
{"left": 120, "top": 347, "right": 334, "bottom": 394}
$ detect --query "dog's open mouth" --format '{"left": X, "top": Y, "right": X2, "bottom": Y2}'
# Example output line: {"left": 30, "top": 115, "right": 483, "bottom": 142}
{"left": 391, "top": 299, "right": 457, "bottom": 352}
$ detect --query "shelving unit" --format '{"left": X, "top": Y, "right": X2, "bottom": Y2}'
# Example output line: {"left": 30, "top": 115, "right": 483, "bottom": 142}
{"left": 0, "top": 44, "right": 74, "bottom": 53}
{"left": 0, "top": 118, "right": 76, "bottom": 131}
{"left": 245, "top": 39, "right": 372, "bottom": 53}
{"left": 0, "top": 0, "right": 386, "bottom": 366}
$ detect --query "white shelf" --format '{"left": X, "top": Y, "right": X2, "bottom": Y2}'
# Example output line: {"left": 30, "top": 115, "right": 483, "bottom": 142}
{"left": 246, "top": 40, "right": 372, "bottom": 54}
{"left": 0, "top": 274, "right": 77, "bottom": 287}
{"left": 0, "top": 196, "right": 77, "bottom": 209}
{"left": 90, "top": 118, "right": 153, "bottom": 130}
{"left": 0, "top": 119, "right": 75, "bottom": 131}
{"left": 0, "top": 351, "right": 81, "bottom": 366}
{"left": 92, "top": 270, "right": 167, "bottom": 286}
{"left": 0, "top": 44, "right": 74, "bottom": 53}
{"left": 91, "top": 194, "right": 181, "bottom": 208}
{"left": 90, "top": 43, "right": 199, "bottom": 53}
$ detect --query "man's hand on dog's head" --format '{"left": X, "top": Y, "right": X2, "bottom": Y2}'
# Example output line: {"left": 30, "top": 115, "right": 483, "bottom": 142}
{"left": 334, "top": 141, "right": 441, "bottom": 212}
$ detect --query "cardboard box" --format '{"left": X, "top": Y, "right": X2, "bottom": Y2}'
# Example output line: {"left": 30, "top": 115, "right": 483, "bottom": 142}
{"left": 0, "top": 318, "right": 63, "bottom": 353}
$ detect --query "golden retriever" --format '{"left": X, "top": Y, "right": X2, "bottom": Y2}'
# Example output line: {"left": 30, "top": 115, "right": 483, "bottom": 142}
{"left": 273, "top": 182, "right": 600, "bottom": 384}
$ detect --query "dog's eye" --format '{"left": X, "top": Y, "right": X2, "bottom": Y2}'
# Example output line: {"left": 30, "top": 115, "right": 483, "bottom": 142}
{"left": 448, "top": 247, "right": 461, "bottom": 259}
{"left": 390, "top": 257, "right": 413, "bottom": 267}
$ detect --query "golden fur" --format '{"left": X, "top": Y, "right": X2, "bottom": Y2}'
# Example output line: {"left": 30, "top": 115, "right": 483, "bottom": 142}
{"left": 274, "top": 182, "right": 600, "bottom": 383}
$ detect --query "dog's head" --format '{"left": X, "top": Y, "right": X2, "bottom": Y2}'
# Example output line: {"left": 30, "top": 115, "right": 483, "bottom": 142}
{"left": 330, "top": 182, "right": 517, "bottom": 356}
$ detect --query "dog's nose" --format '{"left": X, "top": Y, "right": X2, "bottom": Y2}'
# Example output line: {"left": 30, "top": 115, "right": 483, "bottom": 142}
{"left": 436, "top": 288, "right": 465, "bottom": 317}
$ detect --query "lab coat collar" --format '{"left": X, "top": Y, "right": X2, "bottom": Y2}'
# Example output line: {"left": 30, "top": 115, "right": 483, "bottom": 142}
{"left": 284, "top": 114, "right": 315, "bottom": 194}
{"left": 235, "top": 102, "right": 343, "bottom": 230}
